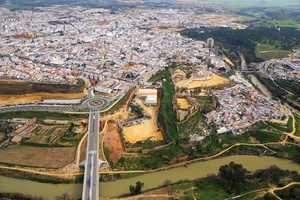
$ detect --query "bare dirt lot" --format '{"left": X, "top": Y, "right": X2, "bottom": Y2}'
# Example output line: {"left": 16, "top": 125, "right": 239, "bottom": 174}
{"left": 177, "top": 98, "right": 191, "bottom": 109}
{"left": 187, "top": 72, "right": 230, "bottom": 89}
{"left": 104, "top": 121, "right": 125, "bottom": 163}
{"left": 123, "top": 96, "right": 164, "bottom": 144}
{"left": 0, "top": 145, "right": 76, "bottom": 168}
{"left": 0, "top": 132, "right": 5, "bottom": 141}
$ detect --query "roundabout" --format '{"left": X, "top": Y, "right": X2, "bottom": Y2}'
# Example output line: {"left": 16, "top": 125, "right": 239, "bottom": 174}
{"left": 89, "top": 100, "right": 104, "bottom": 107}
{"left": 82, "top": 95, "right": 110, "bottom": 110}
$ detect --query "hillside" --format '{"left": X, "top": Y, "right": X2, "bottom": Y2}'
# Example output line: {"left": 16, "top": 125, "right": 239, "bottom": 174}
{"left": 0, "top": 80, "right": 85, "bottom": 95}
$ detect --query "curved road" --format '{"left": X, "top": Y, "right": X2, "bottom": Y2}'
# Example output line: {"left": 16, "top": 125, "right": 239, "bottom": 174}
{"left": 0, "top": 89, "right": 110, "bottom": 113}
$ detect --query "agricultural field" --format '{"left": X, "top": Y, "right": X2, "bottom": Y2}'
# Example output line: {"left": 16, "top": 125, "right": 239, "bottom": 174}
{"left": 0, "top": 145, "right": 76, "bottom": 168}
{"left": 29, "top": 125, "right": 69, "bottom": 144}
{"left": 0, "top": 122, "right": 85, "bottom": 168}
{"left": 255, "top": 44, "right": 293, "bottom": 60}
{"left": 208, "top": 0, "right": 300, "bottom": 9}
{"left": 260, "top": 20, "right": 300, "bottom": 30}
{"left": 29, "top": 123, "right": 86, "bottom": 147}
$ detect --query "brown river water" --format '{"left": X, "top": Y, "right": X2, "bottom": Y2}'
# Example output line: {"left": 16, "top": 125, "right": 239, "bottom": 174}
{"left": 0, "top": 155, "right": 299, "bottom": 199}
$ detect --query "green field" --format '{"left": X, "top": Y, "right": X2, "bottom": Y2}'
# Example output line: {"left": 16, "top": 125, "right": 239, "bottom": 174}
{"left": 260, "top": 20, "right": 300, "bottom": 29}
{"left": 178, "top": 111, "right": 205, "bottom": 139}
{"left": 6, "top": 4, "right": 31, "bottom": 10}
{"left": 255, "top": 44, "right": 292, "bottom": 60}
{"left": 196, "top": 99, "right": 212, "bottom": 104}
{"left": 204, "top": 0, "right": 300, "bottom": 9}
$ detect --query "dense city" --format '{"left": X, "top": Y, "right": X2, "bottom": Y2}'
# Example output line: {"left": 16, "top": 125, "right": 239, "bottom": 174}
{"left": 0, "top": 1, "right": 300, "bottom": 200}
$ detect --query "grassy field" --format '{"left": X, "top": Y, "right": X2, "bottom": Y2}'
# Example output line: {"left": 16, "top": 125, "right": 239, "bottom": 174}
{"left": 206, "top": 0, "right": 300, "bottom": 9}
{"left": 267, "top": 116, "right": 294, "bottom": 133}
{"left": 178, "top": 111, "right": 205, "bottom": 139}
{"left": 255, "top": 44, "right": 292, "bottom": 60}
{"left": 157, "top": 70, "right": 178, "bottom": 141}
{"left": 6, "top": 4, "right": 31, "bottom": 10}
{"left": 196, "top": 99, "right": 212, "bottom": 104}
{"left": 260, "top": 20, "right": 300, "bottom": 30}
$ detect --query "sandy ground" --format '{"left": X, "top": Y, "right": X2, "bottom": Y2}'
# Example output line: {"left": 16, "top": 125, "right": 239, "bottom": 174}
{"left": 186, "top": 72, "right": 230, "bottom": 89}
{"left": 0, "top": 145, "right": 76, "bottom": 168}
{"left": 123, "top": 96, "right": 164, "bottom": 144}
{"left": 270, "top": 115, "right": 289, "bottom": 125}
{"left": 280, "top": 107, "right": 286, "bottom": 113}
{"left": 0, "top": 91, "right": 86, "bottom": 106}
{"left": 174, "top": 69, "right": 186, "bottom": 77}
{"left": 104, "top": 121, "right": 125, "bottom": 162}
{"left": 177, "top": 98, "right": 191, "bottom": 109}
{"left": 0, "top": 132, "right": 5, "bottom": 141}
{"left": 223, "top": 57, "right": 234, "bottom": 66}
{"left": 102, "top": 107, "right": 129, "bottom": 121}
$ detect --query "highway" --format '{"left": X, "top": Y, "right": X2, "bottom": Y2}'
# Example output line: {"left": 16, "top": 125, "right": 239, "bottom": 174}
{"left": 82, "top": 109, "right": 100, "bottom": 200}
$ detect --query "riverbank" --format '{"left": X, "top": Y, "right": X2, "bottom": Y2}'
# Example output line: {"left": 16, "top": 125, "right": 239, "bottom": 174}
{"left": 1, "top": 155, "right": 300, "bottom": 199}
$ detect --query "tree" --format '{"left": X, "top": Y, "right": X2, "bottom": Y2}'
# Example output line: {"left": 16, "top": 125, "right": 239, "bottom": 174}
{"left": 135, "top": 181, "right": 144, "bottom": 194}
{"left": 164, "top": 179, "right": 172, "bottom": 193}
{"left": 219, "top": 161, "right": 247, "bottom": 193}
{"left": 129, "top": 185, "right": 135, "bottom": 195}
{"left": 129, "top": 181, "right": 144, "bottom": 195}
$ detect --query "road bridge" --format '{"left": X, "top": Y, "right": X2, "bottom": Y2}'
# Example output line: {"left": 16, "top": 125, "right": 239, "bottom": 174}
{"left": 82, "top": 109, "right": 100, "bottom": 200}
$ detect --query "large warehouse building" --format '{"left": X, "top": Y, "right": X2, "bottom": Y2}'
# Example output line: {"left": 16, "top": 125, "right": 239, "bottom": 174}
{"left": 138, "top": 89, "right": 158, "bottom": 106}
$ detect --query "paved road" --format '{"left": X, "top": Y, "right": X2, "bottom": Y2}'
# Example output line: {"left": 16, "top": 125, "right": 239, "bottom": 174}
{"left": 0, "top": 95, "right": 109, "bottom": 113}
{"left": 82, "top": 109, "right": 100, "bottom": 200}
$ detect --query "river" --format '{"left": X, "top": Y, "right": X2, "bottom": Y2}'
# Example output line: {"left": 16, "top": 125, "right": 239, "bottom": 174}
{"left": 248, "top": 74, "right": 272, "bottom": 98}
{"left": 1, "top": 155, "right": 300, "bottom": 199}
{"left": 239, "top": 52, "right": 247, "bottom": 71}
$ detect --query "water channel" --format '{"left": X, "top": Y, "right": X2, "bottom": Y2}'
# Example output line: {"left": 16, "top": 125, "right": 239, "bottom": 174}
{"left": 1, "top": 155, "right": 300, "bottom": 199}
{"left": 248, "top": 74, "right": 272, "bottom": 98}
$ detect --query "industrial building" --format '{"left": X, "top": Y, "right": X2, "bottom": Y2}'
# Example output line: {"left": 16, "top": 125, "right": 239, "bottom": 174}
{"left": 138, "top": 89, "right": 158, "bottom": 106}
